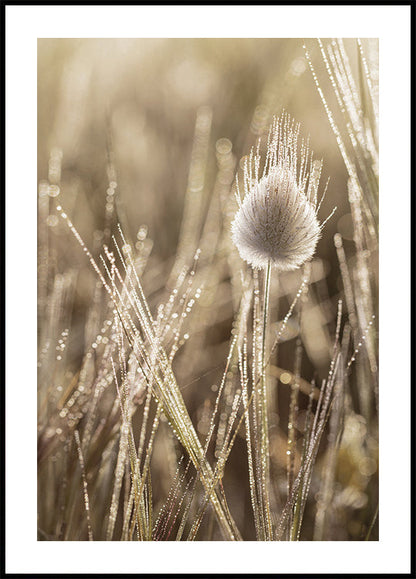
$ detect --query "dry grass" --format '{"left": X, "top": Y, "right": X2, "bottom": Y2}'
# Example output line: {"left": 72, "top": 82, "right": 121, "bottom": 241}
{"left": 37, "top": 38, "right": 378, "bottom": 541}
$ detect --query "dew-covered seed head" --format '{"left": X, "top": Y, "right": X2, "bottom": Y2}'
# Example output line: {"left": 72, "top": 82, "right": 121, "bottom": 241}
{"left": 232, "top": 167, "right": 321, "bottom": 270}
{"left": 231, "top": 113, "right": 324, "bottom": 271}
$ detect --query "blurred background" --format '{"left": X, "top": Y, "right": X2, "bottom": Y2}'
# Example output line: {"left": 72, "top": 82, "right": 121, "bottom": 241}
{"left": 38, "top": 38, "right": 354, "bottom": 252}
{"left": 38, "top": 38, "right": 378, "bottom": 541}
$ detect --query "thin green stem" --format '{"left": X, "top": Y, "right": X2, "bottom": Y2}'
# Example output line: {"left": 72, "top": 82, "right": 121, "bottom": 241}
{"left": 260, "top": 259, "right": 273, "bottom": 539}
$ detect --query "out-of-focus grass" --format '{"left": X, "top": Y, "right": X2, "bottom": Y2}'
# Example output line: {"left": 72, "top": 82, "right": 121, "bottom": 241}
{"left": 37, "top": 38, "right": 378, "bottom": 541}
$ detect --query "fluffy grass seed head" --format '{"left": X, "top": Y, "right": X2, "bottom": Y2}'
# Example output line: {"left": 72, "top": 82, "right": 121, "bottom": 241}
{"left": 231, "top": 113, "right": 325, "bottom": 271}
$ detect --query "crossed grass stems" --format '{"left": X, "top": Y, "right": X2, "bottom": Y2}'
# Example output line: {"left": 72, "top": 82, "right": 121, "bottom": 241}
{"left": 54, "top": 204, "right": 359, "bottom": 541}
